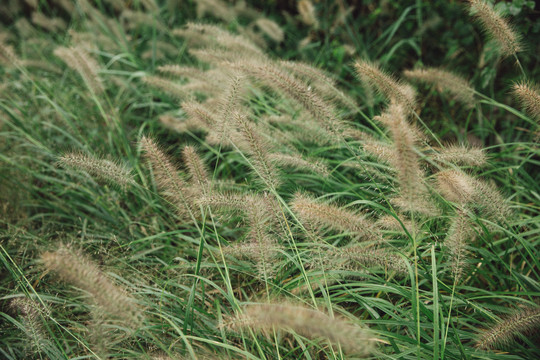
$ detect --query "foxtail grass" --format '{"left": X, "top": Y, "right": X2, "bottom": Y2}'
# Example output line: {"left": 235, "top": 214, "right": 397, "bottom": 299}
{"left": 468, "top": 0, "right": 521, "bottom": 58}
{"left": 226, "top": 301, "right": 374, "bottom": 356}
{"left": 476, "top": 306, "right": 540, "bottom": 350}
{"left": 58, "top": 152, "right": 134, "bottom": 189}
{"left": 41, "top": 245, "right": 143, "bottom": 328}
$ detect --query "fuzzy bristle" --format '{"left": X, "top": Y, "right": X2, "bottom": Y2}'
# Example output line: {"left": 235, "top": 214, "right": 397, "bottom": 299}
{"left": 10, "top": 298, "right": 51, "bottom": 355}
{"left": 139, "top": 136, "right": 195, "bottom": 219}
{"left": 445, "top": 210, "right": 476, "bottom": 282}
{"left": 58, "top": 152, "right": 134, "bottom": 189}
{"left": 41, "top": 245, "right": 143, "bottom": 327}
{"left": 468, "top": 0, "right": 521, "bottom": 57}
{"left": 237, "top": 61, "right": 344, "bottom": 137}
{"left": 54, "top": 46, "right": 104, "bottom": 94}
{"left": 232, "top": 112, "right": 281, "bottom": 190}
{"left": 476, "top": 306, "right": 540, "bottom": 350}
{"left": 512, "top": 82, "right": 540, "bottom": 122}
{"left": 291, "top": 192, "right": 382, "bottom": 242}
{"left": 182, "top": 145, "right": 210, "bottom": 189}
{"left": 354, "top": 60, "right": 416, "bottom": 109}
{"left": 254, "top": 18, "right": 284, "bottom": 43}
{"left": 377, "top": 104, "right": 437, "bottom": 215}
{"left": 436, "top": 169, "right": 509, "bottom": 222}
{"left": 142, "top": 76, "right": 190, "bottom": 100}
{"left": 297, "top": 0, "right": 319, "bottom": 28}
{"left": 319, "top": 245, "right": 408, "bottom": 276}
{"left": 226, "top": 301, "right": 373, "bottom": 356}
{"left": 269, "top": 153, "right": 330, "bottom": 177}
{"left": 403, "top": 67, "right": 475, "bottom": 108}
{"left": 433, "top": 144, "right": 487, "bottom": 167}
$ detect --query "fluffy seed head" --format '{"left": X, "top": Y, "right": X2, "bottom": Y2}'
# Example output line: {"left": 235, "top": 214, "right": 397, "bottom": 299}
{"left": 31, "top": 12, "right": 66, "bottom": 33}
{"left": 436, "top": 169, "right": 510, "bottom": 222}
{"left": 291, "top": 192, "right": 382, "bottom": 242}
{"left": 237, "top": 60, "right": 344, "bottom": 137}
{"left": 512, "top": 82, "right": 540, "bottom": 122}
{"left": 58, "top": 152, "right": 134, "bottom": 189}
{"left": 403, "top": 67, "right": 475, "bottom": 108}
{"left": 181, "top": 101, "right": 218, "bottom": 132}
{"left": 376, "top": 104, "right": 437, "bottom": 215}
{"left": 0, "top": 38, "right": 19, "bottom": 66}
{"left": 269, "top": 153, "right": 330, "bottom": 177}
{"left": 226, "top": 301, "right": 373, "bottom": 356}
{"left": 232, "top": 111, "right": 281, "bottom": 190}
{"left": 41, "top": 245, "right": 143, "bottom": 328}
{"left": 254, "top": 18, "right": 284, "bottom": 43}
{"left": 142, "top": 76, "right": 191, "bottom": 100}
{"left": 182, "top": 145, "right": 210, "bottom": 189}
{"left": 476, "top": 306, "right": 540, "bottom": 350}
{"left": 468, "top": 0, "right": 521, "bottom": 57}
{"left": 10, "top": 298, "right": 50, "bottom": 355}
{"left": 354, "top": 60, "right": 416, "bottom": 109}
{"left": 54, "top": 46, "right": 104, "bottom": 94}
{"left": 445, "top": 211, "right": 476, "bottom": 282}
{"left": 196, "top": 0, "right": 236, "bottom": 22}
{"left": 436, "top": 169, "right": 477, "bottom": 204}
{"left": 319, "top": 245, "right": 408, "bottom": 276}
{"left": 139, "top": 136, "right": 195, "bottom": 219}
{"left": 433, "top": 144, "right": 487, "bottom": 167}
{"left": 279, "top": 60, "right": 357, "bottom": 110}
{"left": 298, "top": 0, "right": 319, "bottom": 27}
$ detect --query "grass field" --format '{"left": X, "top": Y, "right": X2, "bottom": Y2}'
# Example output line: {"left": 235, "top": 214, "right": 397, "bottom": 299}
{"left": 0, "top": 0, "right": 539, "bottom": 359}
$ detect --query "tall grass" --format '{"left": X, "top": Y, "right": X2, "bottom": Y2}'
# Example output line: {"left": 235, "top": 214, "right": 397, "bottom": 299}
{"left": 0, "top": 1, "right": 538, "bottom": 359}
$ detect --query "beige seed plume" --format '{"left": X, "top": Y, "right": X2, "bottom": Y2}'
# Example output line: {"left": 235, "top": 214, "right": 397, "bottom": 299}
{"left": 31, "top": 12, "right": 66, "bottom": 33}
{"left": 142, "top": 76, "right": 191, "bottom": 100}
{"left": 196, "top": 0, "right": 236, "bottom": 23}
{"left": 298, "top": 0, "right": 319, "bottom": 28}
{"left": 376, "top": 215, "right": 414, "bottom": 234}
{"left": 320, "top": 245, "right": 408, "bottom": 276}
{"left": 182, "top": 145, "right": 210, "bottom": 189}
{"left": 176, "top": 23, "right": 264, "bottom": 58}
{"left": 53, "top": 0, "right": 76, "bottom": 13}
{"left": 512, "top": 82, "right": 540, "bottom": 122}
{"left": 54, "top": 46, "right": 104, "bottom": 94}
{"left": 362, "top": 139, "right": 394, "bottom": 163}
{"left": 181, "top": 101, "right": 218, "bottom": 132}
{"left": 139, "top": 136, "right": 195, "bottom": 220}
{"left": 445, "top": 211, "right": 476, "bottom": 282}
{"left": 291, "top": 192, "right": 382, "bottom": 242}
{"left": 58, "top": 152, "right": 134, "bottom": 189}
{"left": 120, "top": 10, "right": 167, "bottom": 32}
{"left": 433, "top": 144, "right": 487, "bottom": 167}
{"left": 10, "top": 298, "right": 50, "bottom": 354}
{"left": 0, "top": 39, "right": 19, "bottom": 66}
{"left": 233, "top": 112, "right": 281, "bottom": 190}
{"left": 226, "top": 301, "right": 373, "bottom": 356}
{"left": 237, "top": 61, "right": 345, "bottom": 137}
{"left": 376, "top": 104, "right": 437, "bottom": 215}
{"left": 199, "top": 191, "right": 282, "bottom": 278}
{"left": 157, "top": 65, "right": 206, "bottom": 80}
{"left": 436, "top": 169, "right": 509, "bottom": 222}
{"left": 254, "top": 18, "right": 284, "bottom": 43}
{"left": 476, "top": 306, "right": 540, "bottom": 350}
{"left": 279, "top": 60, "right": 357, "bottom": 109}
{"left": 355, "top": 60, "right": 416, "bottom": 109}
{"left": 468, "top": 0, "right": 521, "bottom": 58}
{"left": 210, "top": 75, "right": 245, "bottom": 147}
{"left": 269, "top": 153, "right": 329, "bottom": 177}
{"left": 42, "top": 245, "right": 143, "bottom": 327}
{"left": 403, "top": 67, "right": 475, "bottom": 108}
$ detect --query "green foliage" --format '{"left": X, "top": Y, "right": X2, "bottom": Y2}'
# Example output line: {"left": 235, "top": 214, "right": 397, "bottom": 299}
{"left": 0, "top": 1, "right": 539, "bottom": 360}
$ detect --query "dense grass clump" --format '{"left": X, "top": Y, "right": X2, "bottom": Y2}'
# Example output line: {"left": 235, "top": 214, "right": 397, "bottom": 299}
{"left": 0, "top": 1, "right": 539, "bottom": 359}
